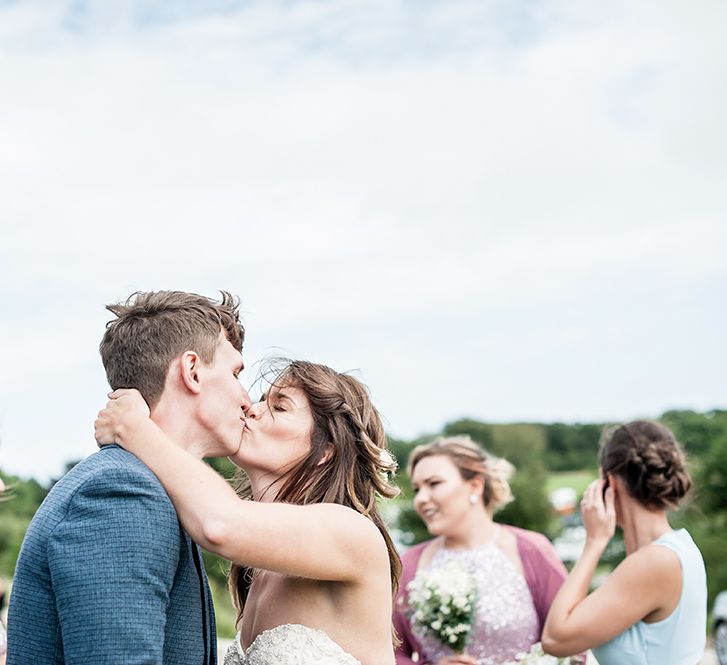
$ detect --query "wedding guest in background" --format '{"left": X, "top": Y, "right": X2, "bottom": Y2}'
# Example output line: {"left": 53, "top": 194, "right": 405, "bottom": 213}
{"left": 542, "top": 420, "right": 707, "bottom": 665}
{"left": 394, "top": 436, "right": 573, "bottom": 665}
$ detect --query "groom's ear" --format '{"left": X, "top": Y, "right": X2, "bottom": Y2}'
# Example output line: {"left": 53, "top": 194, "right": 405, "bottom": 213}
{"left": 179, "top": 351, "right": 203, "bottom": 395}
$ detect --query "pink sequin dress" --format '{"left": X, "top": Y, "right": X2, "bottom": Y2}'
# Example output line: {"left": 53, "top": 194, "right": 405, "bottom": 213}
{"left": 412, "top": 537, "right": 539, "bottom": 665}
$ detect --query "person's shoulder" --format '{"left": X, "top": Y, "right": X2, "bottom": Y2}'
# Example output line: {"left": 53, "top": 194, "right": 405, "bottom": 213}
{"left": 400, "top": 539, "right": 433, "bottom": 568}
{"left": 49, "top": 446, "right": 175, "bottom": 518}
{"left": 609, "top": 541, "right": 681, "bottom": 600}
{"left": 324, "top": 504, "right": 389, "bottom": 554}
{"left": 395, "top": 539, "right": 434, "bottom": 603}
{"left": 503, "top": 524, "right": 553, "bottom": 549}
{"left": 627, "top": 539, "right": 681, "bottom": 576}
{"left": 49, "top": 448, "right": 181, "bottom": 544}
{"left": 73, "top": 444, "right": 155, "bottom": 475}
{"left": 503, "top": 524, "right": 561, "bottom": 566}
{"left": 67, "top": 446, "right": 166, "bottom": 491}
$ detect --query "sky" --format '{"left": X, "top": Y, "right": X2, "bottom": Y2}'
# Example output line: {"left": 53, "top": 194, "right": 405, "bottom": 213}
{"left": 1, "top": 0, "right": 725, "bottom": 482}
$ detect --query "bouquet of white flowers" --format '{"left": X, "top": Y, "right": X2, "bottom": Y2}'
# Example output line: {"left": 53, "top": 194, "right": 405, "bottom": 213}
{"left": 406, "top": 561, "right": 477, "bottom": 653}
{"left": 503, "top": 642, "right": 573, "bottom": 665}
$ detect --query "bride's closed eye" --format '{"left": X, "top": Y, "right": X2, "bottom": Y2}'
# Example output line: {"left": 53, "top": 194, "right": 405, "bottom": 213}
{"left": 260, "top": 392, "right": 287, "bottom": 413}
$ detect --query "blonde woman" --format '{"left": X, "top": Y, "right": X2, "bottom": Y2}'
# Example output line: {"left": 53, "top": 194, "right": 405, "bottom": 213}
{"left": 394, "top": 436, "right": 575, "bottom": 665}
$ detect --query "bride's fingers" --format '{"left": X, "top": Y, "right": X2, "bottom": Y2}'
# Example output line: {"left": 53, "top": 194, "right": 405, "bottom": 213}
{"left": 109, "top": 387, "right": 143, "bottom": 397}
{"left": 108, "top": 389, "right": 151, "bottom": 415}
{"left": 94, "top": 424, "right": 116, "bottom": 443}
{"left": 109, "top": 387, "right": 138, "bottom": 394}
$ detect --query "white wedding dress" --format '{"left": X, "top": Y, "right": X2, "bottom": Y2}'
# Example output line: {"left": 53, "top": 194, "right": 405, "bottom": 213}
{"left": 223, "top": 624, "right": 362, "bottom": 665}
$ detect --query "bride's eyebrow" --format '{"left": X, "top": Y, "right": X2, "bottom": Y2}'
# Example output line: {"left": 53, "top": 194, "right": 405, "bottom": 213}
{"left": 274, "top": 391, "right": 295, "bottom": 405}
{"left": 262, "top": 388, "right": 294, "bottom": 405}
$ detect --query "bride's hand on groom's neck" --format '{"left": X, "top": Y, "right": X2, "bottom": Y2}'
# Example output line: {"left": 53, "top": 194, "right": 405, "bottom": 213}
{"left": 94, "top": 388, "right": 151, "bottom": 448}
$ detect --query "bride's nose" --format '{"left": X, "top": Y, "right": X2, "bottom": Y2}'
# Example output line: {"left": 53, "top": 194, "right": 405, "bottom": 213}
{"left": 245, "top": 402, "right": 261, "bottom": 419}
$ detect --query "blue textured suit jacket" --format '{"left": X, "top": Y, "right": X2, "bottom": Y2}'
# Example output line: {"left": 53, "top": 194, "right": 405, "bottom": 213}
{"left": 7, "top": 445, "right": 217, "bottom": 665}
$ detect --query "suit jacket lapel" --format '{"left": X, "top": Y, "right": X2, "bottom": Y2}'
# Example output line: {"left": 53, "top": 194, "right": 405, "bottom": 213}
{"left": 188, "top": 535, "right": 216, "bottom": 665}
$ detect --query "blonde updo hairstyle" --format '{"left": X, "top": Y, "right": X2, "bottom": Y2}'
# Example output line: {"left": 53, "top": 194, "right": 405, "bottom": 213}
{"left": 599, "top": 420, "right": 692, "bottom": 511}
{"left": 407, "top": 435, "right": 515, "bottom": 512}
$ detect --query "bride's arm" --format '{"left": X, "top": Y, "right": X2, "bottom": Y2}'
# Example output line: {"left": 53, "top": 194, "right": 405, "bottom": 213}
{"left": 95, "top": 390, "right": 388, "bottom": 583}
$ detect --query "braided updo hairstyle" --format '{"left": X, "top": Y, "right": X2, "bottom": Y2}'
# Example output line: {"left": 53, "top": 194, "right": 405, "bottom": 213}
{"left": 599, "top": 420, "right": 692, "bottom": 511}
{"left": 407, "top": 435, "right": 515, "bottom": 512}
{"left": 228, "top": 360, "right": 401, "bottom": 623}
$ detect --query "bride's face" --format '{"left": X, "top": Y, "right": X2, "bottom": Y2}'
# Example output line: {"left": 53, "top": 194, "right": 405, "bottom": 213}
{"left": 231, "top": 383, "right": 315, "bottom": 479}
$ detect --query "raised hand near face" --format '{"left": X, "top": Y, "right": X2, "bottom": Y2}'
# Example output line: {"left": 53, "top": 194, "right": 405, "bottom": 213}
{"left": 580, "top": 478, "right": 616, "bottom": 546}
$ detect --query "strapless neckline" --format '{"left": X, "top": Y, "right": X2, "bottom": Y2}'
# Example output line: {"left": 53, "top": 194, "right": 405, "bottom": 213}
{"left": 225, "top": 623, "right": 362, "bottom": 665}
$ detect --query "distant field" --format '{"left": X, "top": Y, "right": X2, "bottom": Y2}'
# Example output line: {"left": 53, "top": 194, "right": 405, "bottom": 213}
{"left": 545, "top": 470, "right": 597, "bottom": 497}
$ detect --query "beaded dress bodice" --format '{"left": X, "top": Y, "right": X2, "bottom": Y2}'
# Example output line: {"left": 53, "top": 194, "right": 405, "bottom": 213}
{"left": 223, "top": 624, "right": 362, "bottom": 665}
{"left": 413, "top": 539, "right": 539, "bottom": 665}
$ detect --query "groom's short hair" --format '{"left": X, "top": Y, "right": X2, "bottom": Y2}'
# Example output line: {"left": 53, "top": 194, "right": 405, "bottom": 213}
{"left": 100, "top": 290, "right": 244, "bottom": 407}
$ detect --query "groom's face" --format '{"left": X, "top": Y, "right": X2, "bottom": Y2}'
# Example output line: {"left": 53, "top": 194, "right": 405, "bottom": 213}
{"left": 195, "top": 332, "right": 251, "bottom": 456}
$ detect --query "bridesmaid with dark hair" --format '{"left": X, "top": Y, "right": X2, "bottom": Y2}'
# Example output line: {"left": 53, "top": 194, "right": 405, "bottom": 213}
{"left": 542, "top": 420, "right": 707, "bottom": 665}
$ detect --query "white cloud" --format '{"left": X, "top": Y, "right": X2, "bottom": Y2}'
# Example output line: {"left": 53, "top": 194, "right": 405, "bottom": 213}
{"left": 1, "top": 0, "right": 725, "bottom": 480}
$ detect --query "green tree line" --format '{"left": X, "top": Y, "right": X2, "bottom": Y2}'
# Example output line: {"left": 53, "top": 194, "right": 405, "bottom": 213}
{"left": 2, "top": 409, "right": 726, "bottom": 631}
{"left": 389, "top": 409, "right": 727, "bottom": 609}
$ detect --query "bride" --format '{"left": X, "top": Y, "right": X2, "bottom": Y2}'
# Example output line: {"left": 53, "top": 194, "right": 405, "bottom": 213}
{"left": 94, "top": 360, "right": 401, "bottom": 665}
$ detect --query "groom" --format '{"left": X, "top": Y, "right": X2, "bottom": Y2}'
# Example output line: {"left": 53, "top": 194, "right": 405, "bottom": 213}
{"left": 7, "top": 290, "right": 252, "bottom": 665}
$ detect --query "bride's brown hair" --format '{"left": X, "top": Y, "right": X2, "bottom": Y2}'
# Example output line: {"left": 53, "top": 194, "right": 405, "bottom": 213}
{"left": 228, "top": 360, "right": 401, "bottom": 624}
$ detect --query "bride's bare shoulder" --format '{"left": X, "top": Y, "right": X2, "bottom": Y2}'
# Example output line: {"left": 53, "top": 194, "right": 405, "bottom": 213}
{"left": 308, "top": 503, "right": 389, "bottom": 558}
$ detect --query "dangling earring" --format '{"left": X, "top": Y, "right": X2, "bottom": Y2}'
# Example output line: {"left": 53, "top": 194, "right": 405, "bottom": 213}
{"left": 469, "top": 494, "right": 478, "bottom": 505}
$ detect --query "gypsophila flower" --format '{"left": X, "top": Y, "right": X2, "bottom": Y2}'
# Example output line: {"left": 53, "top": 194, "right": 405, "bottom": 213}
{"left": 406, "top": 561, "right": 477, "bottom": 653}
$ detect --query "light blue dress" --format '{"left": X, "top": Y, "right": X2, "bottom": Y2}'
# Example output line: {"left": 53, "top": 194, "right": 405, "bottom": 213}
{"left": 593, "top": 529, "right": 707, "bottom": 665}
